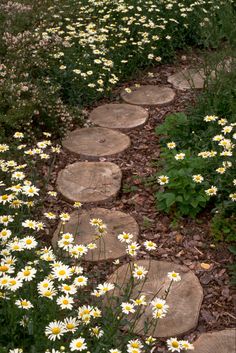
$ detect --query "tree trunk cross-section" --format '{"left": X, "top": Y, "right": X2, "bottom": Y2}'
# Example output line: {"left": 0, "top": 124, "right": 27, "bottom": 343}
{"left": 57, "top": 162, "right": 122, "bottom": 203}
{"left": 52, "top": 208, "right": 139, "bottom": 261}
{"left": 108, "top": 260, "right": 203, "bottom": 337}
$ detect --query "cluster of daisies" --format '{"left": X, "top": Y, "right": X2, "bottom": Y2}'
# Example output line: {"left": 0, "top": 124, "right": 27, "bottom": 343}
{"left": 0, "top": 132, "right": 194, "bottom": 352}
{"left": 157, "top": 115, "right": 236, "bottom": 201}
{"left": 30, "top": 0, "right": 225, "bottom": 103}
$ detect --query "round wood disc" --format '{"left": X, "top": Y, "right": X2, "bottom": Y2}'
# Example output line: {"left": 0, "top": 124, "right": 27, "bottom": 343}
{"left": 108, "top": 260, "right": 203, "bottom": 337}
{"left": 52, "top": 208, "right": 139, "bottom": 261}
{"left": 62, "top": 127, "right": 130, "bottom": 158}
{"left": 121, "top": 85, "right": 175, "bottom": 106}
{"left": 187, "top": 329, "right": 236, "bottom": 353}
{"left": 57, "top": 162, "right": 122, "bottom": 203}
{"left": 168, "top": 69, "right": 205, "bottom": 90}
{"left": 89, "top": 104, "right": 149, "bottom": 130}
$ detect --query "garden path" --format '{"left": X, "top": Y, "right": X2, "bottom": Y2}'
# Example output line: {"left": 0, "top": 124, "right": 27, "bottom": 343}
{"left": 56, "top": 68, "right": 236, "bottom": 351}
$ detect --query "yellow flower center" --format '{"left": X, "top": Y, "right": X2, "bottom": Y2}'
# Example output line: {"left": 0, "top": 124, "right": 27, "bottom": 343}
{"left": 67, "top": 323, "right": 75, "bottom": 329}
{"left": 21, "top": 300, "right": 28, "bottom": 307}
{"left": 172, "top": 341, "right": 179, "bottom": 348}
{"left": 24, "top": 270, "right": 31, "bottom": 276}
{"left": 52, "top": 327, "right": 61, "bottom": 334}
{"left": 0, "top": 265, "right": 9, "bottom": 272}
{"left": 59, "top": 270, "right": 66, "bottom": 276}
{"left": 62, "top": 299, "right": 69, "bottom": 305}
{"left": 76, "top": 342, "right": 83, "bottom": 348}
{"left": 26, "top": 239, "right": 32, "bottom": 244}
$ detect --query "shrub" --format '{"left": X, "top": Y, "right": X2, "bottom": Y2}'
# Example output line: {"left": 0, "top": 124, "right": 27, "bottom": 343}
{"left": 0, "top": 0, "right": 234, "bottom": 139}
{"left": 154, "top": 113, "right": 236, "bottom": 219}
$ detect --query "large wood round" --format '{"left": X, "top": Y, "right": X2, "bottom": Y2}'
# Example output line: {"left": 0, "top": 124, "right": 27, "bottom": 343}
{"left": 62, "top": 127, "right": 130, "bottom": 158}
{"left": 187, "top": 329, "right": 236, "bottom": 353}
{"left": 108, "top": 260, "right": 203, "bottom": 337}
{"left": 89, "top": 104, "right": 149, "bottom": 130}
{"left": 121, "top": 85, "right": 175, "bottom": 106}
{"left": 168, "top": 69, "right": 205, "bottom": 90}
{"left": 57, "top": 162, "right": 122, "bottom": 203}
{"left": 52, "top": 208, "right": 139, "bottom": 261}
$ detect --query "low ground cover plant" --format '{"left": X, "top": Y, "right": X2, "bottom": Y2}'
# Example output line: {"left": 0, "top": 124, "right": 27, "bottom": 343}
{"left": 0, "top": 133, "right": 193, "bottom": 352}
{"left": 0, "top": 0, "right": 234, "bottom": 139}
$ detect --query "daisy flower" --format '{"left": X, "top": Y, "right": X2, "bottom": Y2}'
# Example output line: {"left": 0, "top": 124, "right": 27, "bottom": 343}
{"left": 192, "top": 174, "right": 204, "bottom": 183}
{"left": 18, "top": 267, "right": 37, "bottom": 281}
{"left": 52, "top": 264, "right": 72, "bottom": 281}
{"left": 133, "top": 265, "right": 148, "bottom": 280}
{"left": 158, "top": 175, "right": 169, "bottom": 185}
{"left": 151, "top": 298, "right": 169, "bottom": 313}
{"left": 64, "top": 317, "right": 80, "bottom": 333}
{"left": 70, "top": 337, "right": 87, "bottom": 351}
{"left": 205, "top": 186, "right": 218, "bottom": 196}
{"left": 179, "top": 340, "right": 194, "bottom": 350}
{"left": 175, "top": 153, "right": 185, "bottom": 160}
{"left": 143, "top": 240, "right": 157, "bottom": 251}
{"left": 121, "top": 302, "right": 135, "bottom": 315}
{"left": 59, "top": 213, "right": 70, "bottom": 222}
{"left": 167, "top": 142, "right": 176, "bottom": 149}
{"left": 15, "top": 299, "right": 34, "bottom": 310}
{"left": 56, "top": 295, "right": 74, "bottom": 310}
{"left": 45, "top": 321, "right": 66, "bottom": 341}
{"left": 167, "top": 338, "right": 181, "bottom": 352}
{"left": 73, "top": 276, "right": 88, "bottom": 287}
{"left": 117, "top": 232, "right": 133, "bottom": 243}
{"left": 167, "top": 271, "right": 181, "bottom": 282}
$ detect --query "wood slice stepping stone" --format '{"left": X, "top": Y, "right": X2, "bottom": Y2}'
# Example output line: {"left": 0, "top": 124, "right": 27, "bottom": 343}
{"left": 89, "top": 103, "right": 149, "bottom": 130}
{"left": 187, "top": 329, "right": 236, "bottom": 353}
{"left": 168, "top": 69, "right": 205, "bottom": 90}
{"left": 121, "top": 85, "right": 175, "bottom": 106}
{"left": 108, "top": 260, "right": 203, "bottom": 337}
{"left": 52, "top": 208, "right": 139, "bottom": 261}
{"left": 62, "top": 127, "right": 130, "bottom": 158}
{"left": 57, "top": 162, "right": 122, "bottom": 203}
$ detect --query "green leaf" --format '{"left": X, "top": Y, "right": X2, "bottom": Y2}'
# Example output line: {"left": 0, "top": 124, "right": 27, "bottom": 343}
{"left": 165, "top": 193, "right": 176, "bottom": 207}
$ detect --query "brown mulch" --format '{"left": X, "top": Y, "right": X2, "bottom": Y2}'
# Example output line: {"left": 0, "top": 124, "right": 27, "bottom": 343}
{"left": 45, "top": 52, "right": 236, "bottom": 351}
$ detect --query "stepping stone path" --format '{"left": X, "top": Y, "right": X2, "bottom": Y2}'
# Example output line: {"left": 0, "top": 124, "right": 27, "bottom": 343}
{"left": 187, "top": 329, "right": 236, "bottom": 353}
{"left": 57, "top": 162, "right": 122, "bottom": 203}
{"left": 108, "top": 260, "right": 203, "bottom": 338}
{"left": 121, "top": 85, "right": 175, "bottom": 106}
{"left": 62, "top": 127, "right": 130, "bottom": 158}
{"left": 53, "top": 208, "right": 139, "bottom": 261}
{"left": 89, "top": 103, "right": 149, "bottom": 130}
{"left": 56, "top": 72, "right": 231, "bottom": 339}
{"left": 168, "top": 69, "right": 205, "bottom": 90}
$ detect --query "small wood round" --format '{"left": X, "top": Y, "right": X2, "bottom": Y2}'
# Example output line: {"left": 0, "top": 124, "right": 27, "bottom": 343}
{"left": 52, "top": 208, "right": 139, "bottom": 261}
{"left": 62, "top": 127, "right": 130, "bottom": 158}
{"left": 121, "top": 85, "right": 175, "bottom": 106}
{"left": 57, "top": 162, "right": 122, "bottom": 203}
{"left": 108, "top": 260, "right": 203, "bottom": 337}
{"left": 187, "top": 329, "right": 236, "bottom": 353}
{"left": 168, "top": 69, "right": 205, "bottom": 90}
{"left": 89, "top": 104, "right": 149, "bottom": 130}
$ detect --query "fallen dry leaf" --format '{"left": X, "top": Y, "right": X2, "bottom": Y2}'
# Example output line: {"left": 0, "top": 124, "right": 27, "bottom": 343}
{"left": 200, "top": 262, "right": 211, "bottom": 270}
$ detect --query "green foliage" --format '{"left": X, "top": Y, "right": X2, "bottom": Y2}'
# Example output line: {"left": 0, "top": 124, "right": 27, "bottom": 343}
{"left": 211, "top": 209, "right": 236, "bottom": 243}
{"left": 0, "top": 0, "right": 234, "bottom": 139}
